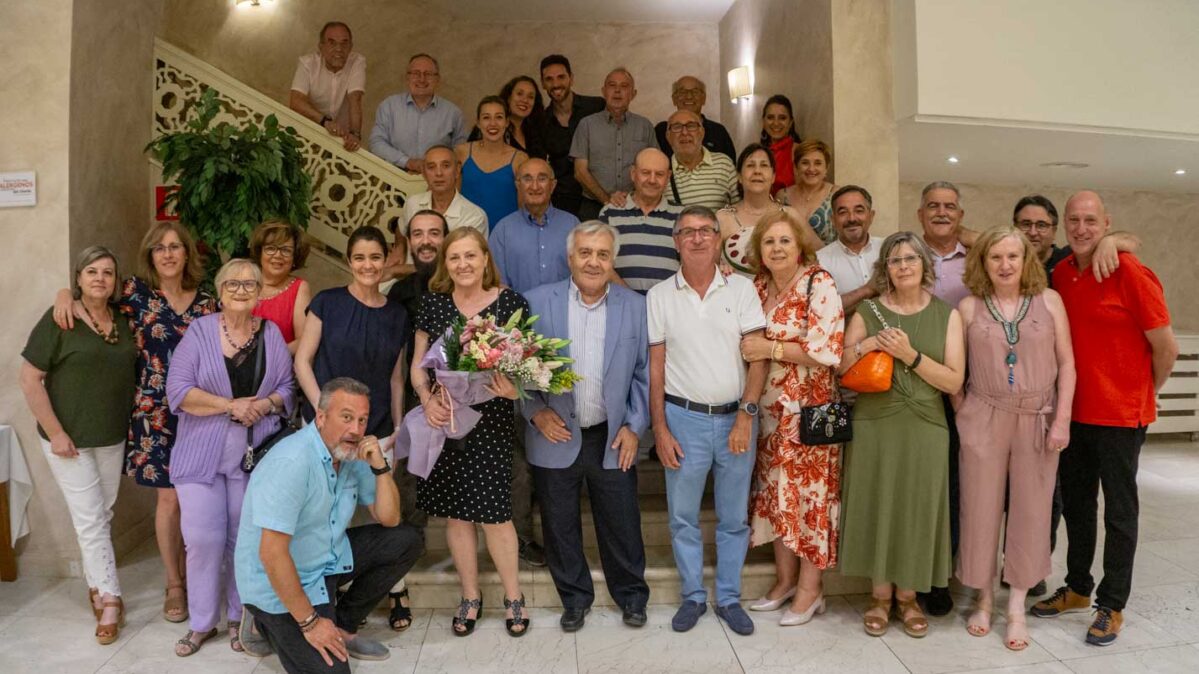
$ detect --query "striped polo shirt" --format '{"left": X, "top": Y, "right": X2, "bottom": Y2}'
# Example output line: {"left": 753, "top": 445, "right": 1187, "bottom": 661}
{"left": 599, "top": 195, "right": 683, "bottom": 294}
{"left": 668, "top": 148, "right": 739, "bottom": 210}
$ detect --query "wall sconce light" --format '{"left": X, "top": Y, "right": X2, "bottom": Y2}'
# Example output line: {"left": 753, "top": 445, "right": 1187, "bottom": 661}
{"left": 728, "top": 66, "right": 752, "bottom": 104}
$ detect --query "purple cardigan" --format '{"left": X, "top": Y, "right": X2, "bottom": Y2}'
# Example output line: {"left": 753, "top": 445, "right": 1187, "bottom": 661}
{"left": 166, "top": 313, "right": 296, "bottom": 484}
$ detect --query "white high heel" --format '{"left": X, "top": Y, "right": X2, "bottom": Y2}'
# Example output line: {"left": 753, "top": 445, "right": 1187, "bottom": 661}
{"left": 779, "top": 595, "right": 826, "bottom": 626}
{"left": 748, "top": 586, "right": 797, "bottom": 612}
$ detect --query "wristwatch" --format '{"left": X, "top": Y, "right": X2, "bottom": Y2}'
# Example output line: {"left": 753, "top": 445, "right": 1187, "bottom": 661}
{"left": 370, "top": 461, "right": 391, "bottom": 476}
{"left": 739, "top": 401, "right": 759, "bottom": 416}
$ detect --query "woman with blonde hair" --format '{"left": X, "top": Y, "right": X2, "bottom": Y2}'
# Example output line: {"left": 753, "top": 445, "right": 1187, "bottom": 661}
{"left": 739, "top": 211, "right": 845, "bottom": 626}
{"left": 52, "top": 222, "right": 216, "bottom": 625}
{"left": 954, "top": 226, "right": 1074, "bottom": 650}
{"left": 410, "top": 227, "right": 532, "bottom": 637}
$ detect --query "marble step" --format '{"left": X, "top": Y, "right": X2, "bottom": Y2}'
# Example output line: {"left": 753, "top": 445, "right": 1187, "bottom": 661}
{"left": 404, "top": 543, "right": 873, "bottom": 609}
{"left": 420, "top": 493, "right": 709, "bottom": 552}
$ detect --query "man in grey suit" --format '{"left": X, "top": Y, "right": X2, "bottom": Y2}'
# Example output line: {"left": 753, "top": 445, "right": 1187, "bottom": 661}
{"left": 522, "top": 220, "right": 651, "bottom": 633}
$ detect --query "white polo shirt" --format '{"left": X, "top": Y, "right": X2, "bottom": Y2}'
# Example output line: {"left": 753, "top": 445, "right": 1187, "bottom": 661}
{"left": 647, "top": 268, "right": 766, "bottom": 404}
{"left": 816, "top": 236, "right": 882, "bottom": 298}
{"left": 402, "top": 190, "right": 488, "bottom": 237}
{"left": 290, "top": 52, "right": 366, "bottom": 124}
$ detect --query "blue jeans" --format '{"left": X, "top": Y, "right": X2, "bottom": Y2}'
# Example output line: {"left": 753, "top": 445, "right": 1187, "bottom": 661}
{"left": 664, "top": 403, "right": 757, "bottom": 606}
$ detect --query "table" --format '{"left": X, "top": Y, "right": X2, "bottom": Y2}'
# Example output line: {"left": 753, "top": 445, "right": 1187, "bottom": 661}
{"left": 0, "top": 424, "right": 33, "bottom": 581}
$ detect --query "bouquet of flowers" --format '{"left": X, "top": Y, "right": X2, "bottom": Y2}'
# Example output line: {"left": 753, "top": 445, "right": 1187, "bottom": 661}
{"left": 395, "top": 309, "right": 582, "bottom": 478}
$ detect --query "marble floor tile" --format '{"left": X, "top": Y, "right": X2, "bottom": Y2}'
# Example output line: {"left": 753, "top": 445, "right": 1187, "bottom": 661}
{"left": 96, "top": 619, "right": 258, "bottom": 674}
{"left": 728, "top": 597, "right": 908, "bottom": 673}
{"left": 575, "top": 615, "right": 741, "bottom": 674}
{"left": 0, "top": 615, "right": 127, "bottom": 673}
{"left": 1144, "top": 537, "right": 1199, "bottom": 575}
{"left": 1023, "top": 607, "right": 1183, "bottom": 660}
{"left": 1124, "top": 580, "right": 1199, "bottom": 643}
{"left": 414, "top": 622, "right": 577, "bottom": 674}
{"left": 878, "top": 611, "right": 1058, "bottom": 674}
{"left": 955, "top": 663, "right": 1074, "bottom": 674}
{"left": 0, "top": 575, "right": 68, "bottom": 616}
{"left": 1060, "top": 643, "right": 1199, "bottom": 673}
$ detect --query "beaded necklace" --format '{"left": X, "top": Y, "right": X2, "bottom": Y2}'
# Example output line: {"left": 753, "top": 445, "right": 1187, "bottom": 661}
{"left": 82, "top": 303, "right": 119, "bottom": 345}
{"left": 983, "top": 295, "right": 1032, "bottom": 388}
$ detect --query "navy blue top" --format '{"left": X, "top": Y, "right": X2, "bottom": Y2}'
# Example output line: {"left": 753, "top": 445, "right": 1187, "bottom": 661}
{"left": 303, "top": 287, "right": 408, "bottom": 437}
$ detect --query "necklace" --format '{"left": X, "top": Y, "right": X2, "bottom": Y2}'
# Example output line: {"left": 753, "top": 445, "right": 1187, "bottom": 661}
{"left": 221, "top": 314, "right": 258, "bottom": 352}
{"left": 983, "top": 295, "right": 1032, "bottom": 389}
{"left": 81, "top": 303, "right": 120, "bottom": 345}
{"left": 887, "top": 294, "right": 925, "bottom": 373}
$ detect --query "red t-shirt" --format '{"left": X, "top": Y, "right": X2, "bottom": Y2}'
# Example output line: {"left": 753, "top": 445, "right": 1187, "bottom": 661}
{"left": 1054, "top": 252, "right": 1171, "bottom": 427}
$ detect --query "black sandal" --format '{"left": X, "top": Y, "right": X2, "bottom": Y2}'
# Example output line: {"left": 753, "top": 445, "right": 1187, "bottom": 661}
{"left": 389, "top": 588, "right": 413, "bottom": 632}
{"left": 452, "top": 596, "right": 482, "bottom": 637}
{"left": 504, "top": 594, "right": 529, "bottom": 637}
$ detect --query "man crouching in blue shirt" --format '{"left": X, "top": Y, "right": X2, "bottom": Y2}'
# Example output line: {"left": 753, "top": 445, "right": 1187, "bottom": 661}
{"left": 235, "top": 377, "right": 423, "bottom": 672}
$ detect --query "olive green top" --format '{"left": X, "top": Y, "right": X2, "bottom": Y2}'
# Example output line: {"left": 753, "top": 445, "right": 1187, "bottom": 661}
{"left": 22, "top": 307, "right": 137, "bottom": 447}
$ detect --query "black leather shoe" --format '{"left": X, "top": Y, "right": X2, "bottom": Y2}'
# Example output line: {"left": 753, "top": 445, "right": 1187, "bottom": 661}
{"left": 1030, "top": 579, "right": 1048, "bottom": 597}
{"left": 919, "top": 586, "right": 954, "bottom": 617}
{"left": 560, "top": 607, "right": 589, "bottom": 632}
{"left": 622, "top": 606, "right": 647, "bottom": 627}
{"left": 519, "top": 539, "right": 547, "bottom": 567}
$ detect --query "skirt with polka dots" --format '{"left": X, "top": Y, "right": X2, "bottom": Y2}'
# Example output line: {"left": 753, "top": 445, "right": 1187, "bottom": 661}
{"left": 416, "top": 396, "right": 515, "bottom": 524}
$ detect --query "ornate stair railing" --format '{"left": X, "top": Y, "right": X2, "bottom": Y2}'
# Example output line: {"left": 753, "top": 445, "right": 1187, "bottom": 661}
{"left": 152, "top": 38, "right": 426, "bottom": 256}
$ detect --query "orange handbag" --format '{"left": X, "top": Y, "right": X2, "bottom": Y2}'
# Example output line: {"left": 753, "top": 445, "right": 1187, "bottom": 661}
{"left": 841, "top": 300, "right": 895, "bottom": 393}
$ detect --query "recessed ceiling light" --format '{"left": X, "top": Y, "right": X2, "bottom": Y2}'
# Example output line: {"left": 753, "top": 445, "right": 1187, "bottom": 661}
{"left": 947, "top": 156, "right": 959, "bottom": 164}
{"left": 1039, "top": 161, "right": 1090, "bottom": 169}
{"left": 1175, "top": 169, "right": 1187, "bottom": 176}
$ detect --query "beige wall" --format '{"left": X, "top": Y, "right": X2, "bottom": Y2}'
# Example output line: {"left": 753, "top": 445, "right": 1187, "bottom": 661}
{"left": 1, "top": 0, "right": 78, "bottom": 575}
{"left": 158, "top": 0, "right": 721, "bottom": 140}
{"left": 899, "top": 182, "right": 1199, "bottom": 332}
{"left": 719, "top": 0, "right": 834, "bottom": 152}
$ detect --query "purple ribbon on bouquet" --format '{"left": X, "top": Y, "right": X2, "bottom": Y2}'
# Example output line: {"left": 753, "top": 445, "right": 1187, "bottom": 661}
{"left": 394, "top": 336, "right": 498, "bottom": 479}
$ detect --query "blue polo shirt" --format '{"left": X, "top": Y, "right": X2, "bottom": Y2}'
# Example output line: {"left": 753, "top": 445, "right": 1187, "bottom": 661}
{"left": 489, "top": 205, "right": 578, "bottom": 293}
{"left": 234, "top": 423, "right": 376, "bottom": 615}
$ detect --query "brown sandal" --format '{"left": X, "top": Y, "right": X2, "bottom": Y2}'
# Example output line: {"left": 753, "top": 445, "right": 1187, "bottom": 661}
{"left": 229, "top": 621, "right": 244, "bottom": 652}
{"left": 88, "top": 587, "right": 101, "bottom": 621}
{"left": 896, "top": 597, "right": 928, "bottom": 638}
{"left": 863, "top": 596, "right": 892, "bottom": 636}
{"left": 95, "top": 597, "right": 125, "bottom": 645}
{"left": 163, "top": 584, "right": 188, "bottom": 623}
{"left": 175, "top": 627, "right": 219, "bottom": 657}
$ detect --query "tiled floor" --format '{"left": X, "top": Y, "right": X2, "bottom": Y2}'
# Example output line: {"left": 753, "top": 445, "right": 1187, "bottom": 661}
{"left": 3, "top": 439, "right": 1199, "bottom": 673}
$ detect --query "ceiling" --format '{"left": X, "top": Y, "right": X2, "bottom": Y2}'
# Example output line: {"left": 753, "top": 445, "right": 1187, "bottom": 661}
{"left": 421, "top": 0, "right": 736, "bottom": 23}
{"left": 899, "top": 117, "right": 1199, "bottom": 193}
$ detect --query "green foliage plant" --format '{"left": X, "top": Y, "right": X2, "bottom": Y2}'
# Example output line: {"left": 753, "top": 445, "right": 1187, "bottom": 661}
{"left": 146, "top": 87, "right": 312, "bottom": 263}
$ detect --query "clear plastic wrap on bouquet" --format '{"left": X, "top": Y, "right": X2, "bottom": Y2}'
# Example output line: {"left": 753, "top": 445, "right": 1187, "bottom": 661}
{"left": 394, "top": 336, "right": 497, "bottom": 479}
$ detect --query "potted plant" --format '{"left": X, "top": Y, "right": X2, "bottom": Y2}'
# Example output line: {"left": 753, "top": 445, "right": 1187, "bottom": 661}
{"left": 146, "top": 87, "right": 311, "bottom": 275}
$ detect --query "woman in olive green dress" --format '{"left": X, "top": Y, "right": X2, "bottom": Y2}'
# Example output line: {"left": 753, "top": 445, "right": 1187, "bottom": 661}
{"left": 837, "top": 232, "right": 965, "bottom": 639}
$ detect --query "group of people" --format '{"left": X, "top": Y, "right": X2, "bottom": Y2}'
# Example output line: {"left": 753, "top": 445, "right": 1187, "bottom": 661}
{"left": 16, "top": 21, "right": 1181, "bottom": 674}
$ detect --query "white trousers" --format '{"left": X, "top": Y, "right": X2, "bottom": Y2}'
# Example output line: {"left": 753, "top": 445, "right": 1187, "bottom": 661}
{"left": 39, "top": 437, "right": 124, "bottom": 596}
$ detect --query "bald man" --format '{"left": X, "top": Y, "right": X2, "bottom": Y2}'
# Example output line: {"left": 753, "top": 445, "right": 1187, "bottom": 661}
{"left": 654, "top": 76, "right": 736, "bottom": 162}
{"left": 599, "top": 148, "right": 684, "bottom": 293}
{"left": 1031, "top": 191, "right": 1178, "bottom": 647}
{"left": 663, "top": 110, "right": 739, "bottom": 209}
{"left": 490, "top": 158, "right": 580, "bottom": 294}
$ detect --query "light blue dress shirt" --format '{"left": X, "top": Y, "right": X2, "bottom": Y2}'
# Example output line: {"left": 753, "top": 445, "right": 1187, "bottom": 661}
{"left": 369, "top": 93, "right": 467, "bottom": 167}
{"left": 568, "top": 281, "right": 608, "bottom": 427}
{"left": 234, "top": 423, "right": 376, "bottom": 615}
{"left": 489, "top": 206, "right": 578, "bottom": 293}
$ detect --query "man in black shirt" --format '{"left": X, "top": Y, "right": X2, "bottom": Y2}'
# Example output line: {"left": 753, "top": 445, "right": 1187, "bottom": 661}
{"left": 538, "top": 54, "right": 605, "bottom": 217}
{"left": 1013, "top": 194, "right": 1139, "bottom": 286}
{"left": 653, "top": 76, "right": 736, "bottom": 163}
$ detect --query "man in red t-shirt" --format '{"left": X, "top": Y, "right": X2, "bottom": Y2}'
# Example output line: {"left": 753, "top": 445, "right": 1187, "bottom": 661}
{"left": 1032, "top": 191, "right": 1178, "bottom": 646}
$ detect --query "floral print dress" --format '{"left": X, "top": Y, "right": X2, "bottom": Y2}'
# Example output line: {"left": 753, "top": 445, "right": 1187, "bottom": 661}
{"left": 120, "top": 276, "right": 217, "bottom": 487}
{"left": 749, "top": 267, "right": 845, "bottom": 567}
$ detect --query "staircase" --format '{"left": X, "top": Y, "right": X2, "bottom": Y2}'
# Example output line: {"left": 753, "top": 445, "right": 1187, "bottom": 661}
{"left": 406, "top": 459, "right": 872, "bottom": 608}
{"left": 151, "top": 39, "right": 427, "bottom": 258}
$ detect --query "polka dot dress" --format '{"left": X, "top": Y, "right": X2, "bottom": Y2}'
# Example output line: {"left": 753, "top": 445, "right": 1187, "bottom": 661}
{"left": 415, "top": 288, "right": 530, "bottom": 524}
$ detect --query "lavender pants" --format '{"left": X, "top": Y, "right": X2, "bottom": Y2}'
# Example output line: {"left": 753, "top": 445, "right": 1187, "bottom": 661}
{"left": 176, "top": 423, "right": 248, "bottom": 632}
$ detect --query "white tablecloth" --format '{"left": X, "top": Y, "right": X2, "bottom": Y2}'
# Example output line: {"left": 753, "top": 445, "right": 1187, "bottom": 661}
{"left": 0, "top": 424, "right": 33, "bottom": 541}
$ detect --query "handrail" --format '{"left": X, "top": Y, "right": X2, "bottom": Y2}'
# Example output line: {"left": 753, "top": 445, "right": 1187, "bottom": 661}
{"left": 152, "top": 38, "right": 426, "bottom": 256}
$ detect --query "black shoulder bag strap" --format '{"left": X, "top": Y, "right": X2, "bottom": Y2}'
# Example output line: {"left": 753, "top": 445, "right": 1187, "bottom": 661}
{"left": 669, "top": 172, "right": 682, "bottom": 206}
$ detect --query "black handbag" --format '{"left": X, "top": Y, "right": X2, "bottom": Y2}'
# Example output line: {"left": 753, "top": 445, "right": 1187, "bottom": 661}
{"left": 240, "top": 337, "right": 298, "bottom": 473}
{"left": 796, "top": 270, "right": 853, "bottom": 445}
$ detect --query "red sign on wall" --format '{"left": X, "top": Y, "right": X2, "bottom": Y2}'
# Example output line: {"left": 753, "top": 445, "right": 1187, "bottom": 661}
{"left": 155, "top": 185, "right": 180, "bottom": 221}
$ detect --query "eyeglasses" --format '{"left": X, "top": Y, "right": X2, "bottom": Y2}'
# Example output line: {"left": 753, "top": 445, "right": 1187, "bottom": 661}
{"left": 667, "top": 122, "right": 701, "bottom": 134}
{"left": 1015, "top": 220, "right": 1055, "bottom": 233}
{"left": 674, "top": 226, "right": 719, "bottom": 240}
{"left": 407, "top": 70, "right": 439, "bottom": 80}
{"left": 221, "top": 280, "right": 261, "bottom": 294}
{"left": 886, "top": 254, "right": 922, "bottom": 268}
{"left": 674, "top": 87, "right": 704, "bottom": 97}
{"left": 518, "top": 175, "right": 552, "bottom": 185}
{"left": 151, "top": 243, "right": 185, "bottom": 256}
{"left": 263, "top": 245, "right": 295, "bottom": 258}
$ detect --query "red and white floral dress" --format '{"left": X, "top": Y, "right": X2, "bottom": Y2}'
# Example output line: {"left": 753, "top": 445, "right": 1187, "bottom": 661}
{"left": 749, "top": 266, "right": 845, "bottom": 568}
